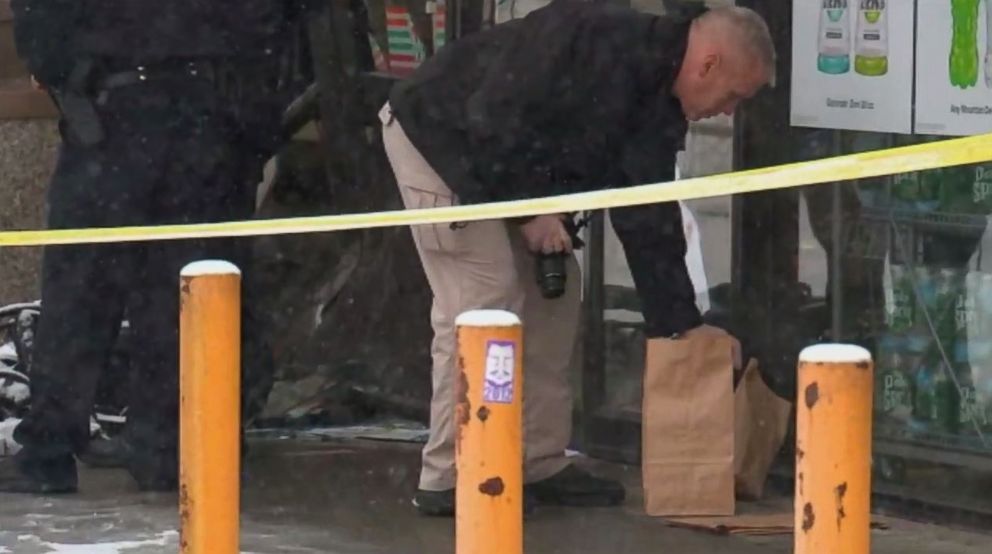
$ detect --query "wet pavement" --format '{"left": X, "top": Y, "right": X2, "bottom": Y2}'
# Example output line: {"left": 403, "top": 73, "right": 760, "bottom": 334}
{"left": 1, "top": 436, "right": 990, "bottom": 553}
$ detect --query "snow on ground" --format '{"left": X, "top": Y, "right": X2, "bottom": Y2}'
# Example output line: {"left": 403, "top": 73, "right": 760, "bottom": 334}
{"left": 15, "top": 531, "right": 178, "bottom": 554}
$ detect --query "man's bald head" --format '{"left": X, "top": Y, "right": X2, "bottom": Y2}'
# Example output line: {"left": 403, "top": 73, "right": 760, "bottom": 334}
{"left": 673, "top": 6, "right": 776, "bottom": 121}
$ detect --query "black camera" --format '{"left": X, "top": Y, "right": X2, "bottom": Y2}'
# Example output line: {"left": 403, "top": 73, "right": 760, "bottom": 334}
{"left": 536, "top": 252, "right": 569, "bottom": 299}
{"left": 536, "top": 215, "right": 585, "bottom": 299}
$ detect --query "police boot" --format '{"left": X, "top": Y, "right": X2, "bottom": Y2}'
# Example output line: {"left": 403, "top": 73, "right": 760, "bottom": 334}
{"left": 79, "top": 435, "right": 131, "bottom": 468}
{"left": 127, "top": 448, "right": 178, "bottom": 492}
{"left": 0, "top": 448, "right": 77, "bottom": 494}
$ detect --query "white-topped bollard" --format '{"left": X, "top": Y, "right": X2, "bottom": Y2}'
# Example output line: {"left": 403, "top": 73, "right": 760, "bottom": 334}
{"left": 179, "top": 260, "right": 241, "bottom": 554}
{"left": 454, "top": 309, "right": 523, "bottom": 554}
{"left": 795, "top": 344, "right": 873, "bottom": 554}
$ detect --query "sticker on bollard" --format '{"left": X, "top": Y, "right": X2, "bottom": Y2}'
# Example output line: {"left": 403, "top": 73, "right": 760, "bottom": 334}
{"left": 483, "top": 340, "right": 516, "bottom": 404}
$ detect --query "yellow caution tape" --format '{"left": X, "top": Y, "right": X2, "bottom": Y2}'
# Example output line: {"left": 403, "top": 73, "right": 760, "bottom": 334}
{"left": 2, "top": 133, "right": 991, "bottom": 247}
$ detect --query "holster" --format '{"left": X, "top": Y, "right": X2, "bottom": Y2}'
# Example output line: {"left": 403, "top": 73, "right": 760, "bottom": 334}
{"left": 49, "top": 59, "right": 105, "bottom": 147}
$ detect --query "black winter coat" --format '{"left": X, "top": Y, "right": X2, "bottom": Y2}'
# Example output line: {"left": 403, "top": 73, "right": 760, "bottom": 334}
{"left": 390, "top": 0, "right": 707, "bottom": 337}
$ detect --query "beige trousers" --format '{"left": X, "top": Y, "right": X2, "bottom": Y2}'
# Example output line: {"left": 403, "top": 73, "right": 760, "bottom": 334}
{"left": 380, "top": 104, "right": 579, "bottom": 490}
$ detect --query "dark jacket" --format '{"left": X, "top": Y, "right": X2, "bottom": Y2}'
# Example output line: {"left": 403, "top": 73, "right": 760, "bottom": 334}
{"left": 10, "top": 0, "right": 297, "bottom": 87}
{"left": 389, "top": 0, "right": 706, "bottom": 337}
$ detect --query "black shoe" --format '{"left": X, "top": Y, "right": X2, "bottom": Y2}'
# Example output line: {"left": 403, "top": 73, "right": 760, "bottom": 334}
{"left": 130, "top": 466, "right": 178, "bottom": 492}
{"left": 78, "top": 436, "right": 128, "bottom": 469}
{"left": 413, "top": 488, "right": 455, "bottom": 517}
{"left": 127, "top": 449, "right": 178, "bottom": 492}
{"left": 0, "top": 450, "right": 77, "bottom": 494}
{"left": 525, "top": 465, "right": 625, "bottom": 507}
{"left": 413, "top": 487, "right": 538, "bottom": 517}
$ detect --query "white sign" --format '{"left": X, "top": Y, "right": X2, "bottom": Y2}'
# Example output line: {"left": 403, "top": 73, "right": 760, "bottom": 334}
{"left": 791, "top": 0, "right": 914, "bottom": 134}
{"left": 915, "top": 0, "right": 992, "bottom": 136}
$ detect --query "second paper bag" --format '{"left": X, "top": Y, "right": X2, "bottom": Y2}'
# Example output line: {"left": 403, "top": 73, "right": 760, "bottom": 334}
{"left": 642, "top": 330, "right": 735, "bottom": 516}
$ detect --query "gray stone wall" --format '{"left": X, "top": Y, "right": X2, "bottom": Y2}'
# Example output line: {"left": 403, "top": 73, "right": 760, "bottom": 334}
{"left": 1, "top": 1, "right": 57, "bottom": 306}
{"left": 0, "top": 120, "right": 57, "bottom": 306}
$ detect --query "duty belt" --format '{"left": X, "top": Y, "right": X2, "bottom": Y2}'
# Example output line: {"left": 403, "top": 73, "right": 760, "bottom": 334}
{"left": 99, "top": 60, "right": 222, "bottom": 90}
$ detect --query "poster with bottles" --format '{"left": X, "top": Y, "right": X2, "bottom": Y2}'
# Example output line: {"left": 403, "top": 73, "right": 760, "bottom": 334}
{"left": 915, "top": 0, "right": 992, "bottom": 135}
{"left": 790, "top": 0, "right": 914, "bottom": 133}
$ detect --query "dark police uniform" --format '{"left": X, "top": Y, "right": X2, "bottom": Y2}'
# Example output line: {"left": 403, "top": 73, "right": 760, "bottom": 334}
{"left": 3, "top": 0, "right": 296, "bottom": 492}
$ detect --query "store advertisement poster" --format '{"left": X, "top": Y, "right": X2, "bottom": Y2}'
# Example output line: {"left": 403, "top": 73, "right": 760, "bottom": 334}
{"left": 916, "top": 0, "right": 992, "bottom": 135}
{"left": 790, "top": 0, "right": 914, "bottom": 134}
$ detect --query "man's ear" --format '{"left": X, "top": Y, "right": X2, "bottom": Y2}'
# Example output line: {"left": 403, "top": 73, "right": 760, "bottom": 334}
{"left": 700, "top": 52, "right": 721, "bottom": 78}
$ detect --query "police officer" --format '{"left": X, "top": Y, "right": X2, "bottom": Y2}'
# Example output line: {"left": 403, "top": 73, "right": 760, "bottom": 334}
{"left": 0, "top": 0, "right": 296, "bottom": 493}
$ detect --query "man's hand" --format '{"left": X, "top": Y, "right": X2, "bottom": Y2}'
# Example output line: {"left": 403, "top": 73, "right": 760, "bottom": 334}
{"left": 29, "top": 75, "right": 44, "bottom": 91}
{"left": 520, "top": 214, "right": 573, "bottom": 254}
{"left": 682, "top": 323, "right": 742, "bottom": 370}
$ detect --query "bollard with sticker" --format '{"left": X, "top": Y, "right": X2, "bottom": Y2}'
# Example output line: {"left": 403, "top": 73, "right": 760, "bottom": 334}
{"left": 455, "top": 310, "right": 524, "bottom": 554}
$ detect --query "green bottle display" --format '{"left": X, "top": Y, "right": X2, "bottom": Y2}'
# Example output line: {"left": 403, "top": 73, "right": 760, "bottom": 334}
{"left": 937, "top": 164, "right": 992, "bottom": 214}
{"left": 855, "top": 0, "right": 888, "bottom": 76}
{"left": 879, "top": 262, "right": 992, "bottom": 442}
{"left": 950, "top": 0, "right": 981, "bottom": 88}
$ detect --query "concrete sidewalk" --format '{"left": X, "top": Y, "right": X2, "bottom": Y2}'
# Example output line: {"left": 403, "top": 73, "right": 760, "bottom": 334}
{"left": 0, "top": 437, "right": 989, "bottom": 553}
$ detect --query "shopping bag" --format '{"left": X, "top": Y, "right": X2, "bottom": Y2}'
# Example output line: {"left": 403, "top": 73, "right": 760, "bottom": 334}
{"left": 642, "top": 328, "right": 736, "bottom": 516}
{"left": 734, "top": 358, "right": 792, "bottom": 500}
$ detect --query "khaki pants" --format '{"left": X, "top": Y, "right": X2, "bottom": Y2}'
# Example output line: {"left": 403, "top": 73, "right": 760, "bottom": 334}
{"left": 380, "top": 104, "right": 578, "bottom": 490}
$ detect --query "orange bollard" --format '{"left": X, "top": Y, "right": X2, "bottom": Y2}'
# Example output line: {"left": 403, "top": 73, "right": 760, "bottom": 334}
{"left": 455, "top": 310, "right": 524, "bottom": 554}
{"left": 179, "top": 261, "right": 242, "bottom": 554}
{"left": 795, "top": 344, "right": 873, "bottom": 554}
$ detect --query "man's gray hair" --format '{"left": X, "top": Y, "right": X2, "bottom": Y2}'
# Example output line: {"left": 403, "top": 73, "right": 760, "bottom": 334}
{"left": 702, "top": 6, "right": 778, "bottom": 86}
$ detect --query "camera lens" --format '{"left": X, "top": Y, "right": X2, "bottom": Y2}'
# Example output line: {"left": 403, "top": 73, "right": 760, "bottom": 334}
{"left": 537, "top": 253, "right": 567, "bottom": 299}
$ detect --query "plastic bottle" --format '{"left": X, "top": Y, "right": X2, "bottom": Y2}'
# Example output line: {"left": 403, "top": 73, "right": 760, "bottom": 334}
{"left": 891, "top": 172, "right": 919, "bottom": 210}
{"left": 956, "top": 339, "right": 984, "bottom": 434}
{"left": 887, "top": 263, "right": 915, "bottom": 333}
{"left": 901, "top": 267, "right": 934, "bottom": 359}
{"left": 819, "top": 0, "right": 851, "bottom": 74}
{"left": 950, "top": 0, "right": 980, "bottom": 88}
{"left": 876, "top": 342, "right": 912, "bottom": 423}
{"left": 912, "top": 363, "right": 936, "bottom": 432}
{"left": 933, "top": 364, "right": 961, "bottom": 435}
{"left": 854, "top": 0, "right": 888, "bottom": 76}
{"left": 935, "top": 268, "right": 964, "bottom": 348}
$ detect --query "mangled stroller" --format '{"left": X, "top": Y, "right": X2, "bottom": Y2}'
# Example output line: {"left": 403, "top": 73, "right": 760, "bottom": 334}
{"left": 0, "top": 301, "right": 130, "bottom": 462}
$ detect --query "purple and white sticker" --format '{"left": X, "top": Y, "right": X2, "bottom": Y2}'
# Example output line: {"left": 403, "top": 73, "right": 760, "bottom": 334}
{"left": 482, "top": 340, "right": 515, "bottom": 404}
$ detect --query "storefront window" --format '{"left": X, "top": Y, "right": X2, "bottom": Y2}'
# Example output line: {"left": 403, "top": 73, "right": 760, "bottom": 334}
{"left": 795, "top": 141, "right": 992, "bottom": 511}
{"left": 584, "top": 0, "right": 992, "bottom": 517}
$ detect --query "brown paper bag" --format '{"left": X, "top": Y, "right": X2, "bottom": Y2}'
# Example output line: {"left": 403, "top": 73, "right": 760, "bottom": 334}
{"left": 734, "top": 359, "right": 792, "bottom": 500}
{"left": 642, "top": 329, "right": 735, "bottom": 516}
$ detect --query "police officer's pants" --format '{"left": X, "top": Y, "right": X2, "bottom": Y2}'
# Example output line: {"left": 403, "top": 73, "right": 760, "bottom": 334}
{"left": 15, "top": 79, "right": 268, "bottom": 484}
